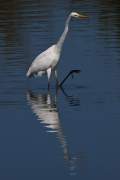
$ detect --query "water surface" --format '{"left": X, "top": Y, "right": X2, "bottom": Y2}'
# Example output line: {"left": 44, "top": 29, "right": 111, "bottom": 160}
{"left": 0, "top": 0, "right": 120, "bottom": 179}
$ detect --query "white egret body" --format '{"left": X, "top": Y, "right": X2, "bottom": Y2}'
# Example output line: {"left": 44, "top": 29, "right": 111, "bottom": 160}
{"left": 26, "top": 12, "right": 87, "bottom": 88}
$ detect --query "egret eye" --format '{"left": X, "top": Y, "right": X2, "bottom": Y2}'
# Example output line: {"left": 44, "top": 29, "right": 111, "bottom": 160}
{"left": 74, "top": 13, "right": 79, "bottom": 18}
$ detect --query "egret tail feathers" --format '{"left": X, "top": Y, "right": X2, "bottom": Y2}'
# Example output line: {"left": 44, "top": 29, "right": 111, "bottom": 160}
{"left": 26, "top": 69, "right": 31, "bottom": 77}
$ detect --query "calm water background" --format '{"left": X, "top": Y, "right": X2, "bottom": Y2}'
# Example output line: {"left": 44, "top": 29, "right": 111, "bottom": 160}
{"left": 0, "top": 0, "right": 120, "bottom": 179}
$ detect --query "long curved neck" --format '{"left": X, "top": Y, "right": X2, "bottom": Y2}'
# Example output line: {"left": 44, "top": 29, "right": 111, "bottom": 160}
{"left": 57, "top": 14, "right": 71, "bottom": 50}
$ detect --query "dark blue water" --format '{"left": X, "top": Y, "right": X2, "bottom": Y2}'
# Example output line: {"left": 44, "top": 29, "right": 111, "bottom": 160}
{"left": 0, "top": 0, "right": 120, "bottom": 179}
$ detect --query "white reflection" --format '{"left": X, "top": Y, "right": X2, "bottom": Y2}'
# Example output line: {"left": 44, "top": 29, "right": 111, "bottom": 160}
{"left": 27, "top": 92, "right": 59, "bottom": 132}
{"left": 27, "top": 90, "right": 84, "bottom": 175}
{"left": 27, "top": 90, "right": 69, "bottom": 159}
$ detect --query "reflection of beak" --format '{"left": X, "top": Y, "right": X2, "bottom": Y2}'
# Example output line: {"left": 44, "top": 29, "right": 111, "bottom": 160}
{"left": 78, "top": 14, "right": 88, "bottom": 19}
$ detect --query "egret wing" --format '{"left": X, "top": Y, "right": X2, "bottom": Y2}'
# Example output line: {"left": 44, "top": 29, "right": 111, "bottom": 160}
{"left": 27, "top": 45, "right": 57, "bottom": 77}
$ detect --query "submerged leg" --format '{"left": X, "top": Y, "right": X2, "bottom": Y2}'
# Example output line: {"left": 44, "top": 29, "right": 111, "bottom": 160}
{"left": 47, "top": 68, "right": 52, "bottom": 90}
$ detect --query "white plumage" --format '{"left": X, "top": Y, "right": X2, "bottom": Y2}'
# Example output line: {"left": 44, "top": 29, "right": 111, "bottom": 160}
{"left": 26, "top": 12, "right": 88, "bottom": 89}
{"left": 27, "top": 45, "right": 60, "bottom": 77}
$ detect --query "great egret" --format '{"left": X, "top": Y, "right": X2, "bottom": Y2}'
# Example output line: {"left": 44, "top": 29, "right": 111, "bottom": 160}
{"left": 26, "top": 12, "right": 88, "bottom": 89}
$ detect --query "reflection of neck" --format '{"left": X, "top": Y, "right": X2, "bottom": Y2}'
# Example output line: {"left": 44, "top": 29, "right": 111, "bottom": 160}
{"left": 57, "top": 14, "right": 71, "bottom": 50}
{"left": 57, "top": 122, "right": 70, "bottom": 161}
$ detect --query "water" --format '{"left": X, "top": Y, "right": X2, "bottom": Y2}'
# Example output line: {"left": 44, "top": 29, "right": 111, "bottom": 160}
{"left": 0, "top": 0, "right": 120, "bottom": 179}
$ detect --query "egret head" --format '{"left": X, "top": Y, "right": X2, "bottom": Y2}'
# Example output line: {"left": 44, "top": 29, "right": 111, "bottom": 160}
{"left": 71, "top": 12, "right": 88, "bottom": 19}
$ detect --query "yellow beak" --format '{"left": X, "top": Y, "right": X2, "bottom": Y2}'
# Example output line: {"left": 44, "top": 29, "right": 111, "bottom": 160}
{"left": 78, "top": 13, "right": 88, "bottom": 19}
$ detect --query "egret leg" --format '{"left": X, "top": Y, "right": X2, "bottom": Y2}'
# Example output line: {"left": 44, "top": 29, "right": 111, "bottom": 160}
{"left": 47, "top": 68, "right": 51, "bottom": 90}
{"left": 54, "top": 69, "right": 59, "bottom": 87}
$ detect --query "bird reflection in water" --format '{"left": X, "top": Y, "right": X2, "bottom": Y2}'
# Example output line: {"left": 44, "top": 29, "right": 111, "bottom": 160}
{"left": 27, "top": 90, "right": 85, "bottom": 175}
